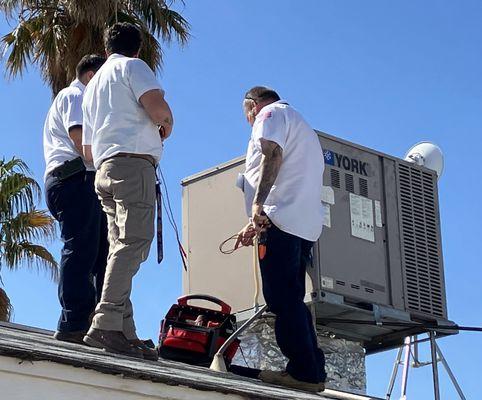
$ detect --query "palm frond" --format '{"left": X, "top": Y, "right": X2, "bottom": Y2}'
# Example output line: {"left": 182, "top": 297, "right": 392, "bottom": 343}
{"left": 0, "top": 240, "right": 58, "bottom": 281}
{"left": 35, "top": 10, "right": 71, "bottom": 95}
{"left": 0, "top": 0, "right": 19, "bottom": 14}
{"left": 139, "top": 24, "right": 163, "bottom": 72}
{"left": 1, "top": 209, "right": 56, "bottom": 243}
{"left": 0, "top": 157, "right": 58, "bottom": 284}
{"left": 1, "top": 0, "right": 190, "bottom": 94}
{"left": 0, "top": 1, "right": 62, "bottom": 15}
{"left": 127, "top": 0, "right": 190, "bottom": 45}
{"left": 63, "top": 0, "right": 111, "bottom": 27}
{"left": 1, "top": 16, "right": 35, "bottom": 77}
{"left": 0, "top": 157, "right": 32, "bottom": 176}
{"left": 116, "top": 10, "right": 162, "bottom": 71}
{"left": 0, "top": 172, "right": 40, "bottom": 217}
{"left": 0, "top": 287, "right": 12, "bottom": 322}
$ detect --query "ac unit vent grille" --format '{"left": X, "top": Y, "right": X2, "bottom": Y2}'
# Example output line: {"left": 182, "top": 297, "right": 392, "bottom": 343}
{"left": 359, "top": 178, "right": 368, "bottom": 197}
{"left": 345, "top": 173, "right": 354, "bottom": 193}
{"left": 397, "top": 164, "right": 445, "bottom": 318}
{"left": 330, "top": 169, "right": 340, "bottom": 188}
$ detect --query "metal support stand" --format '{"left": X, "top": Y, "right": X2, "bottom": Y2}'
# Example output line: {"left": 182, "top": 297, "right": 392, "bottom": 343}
{"left": 386, "top": 346, "right": 403, "bottom": 399}
{"left": 435, "top": 342, "right": 466, "bottom": 400}
{"left": 429, "top": 331, "right": 441, "bottom": 400}
{"left": 400, "top": 336, "right": 411, "bottom": 399}
{"left": 386, "top": 333, "right": 466, "bottom": 400}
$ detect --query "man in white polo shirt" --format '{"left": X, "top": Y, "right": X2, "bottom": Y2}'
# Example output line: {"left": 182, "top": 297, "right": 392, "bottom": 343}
{"left": 43, "top": 55, "right": 107, "bottom": 345}
{"left": 82, "top": 23, "right": 173, "bottom": 360}
{"left": 235, "top": 86, "right": 326, "bottom": 392}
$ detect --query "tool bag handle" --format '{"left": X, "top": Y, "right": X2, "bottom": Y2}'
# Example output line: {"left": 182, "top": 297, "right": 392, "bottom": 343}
{"left": 177, "top": 294, "right": 232, "bottom": 314}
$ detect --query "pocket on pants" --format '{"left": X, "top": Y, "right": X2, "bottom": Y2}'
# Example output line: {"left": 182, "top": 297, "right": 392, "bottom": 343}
{"left": 117, "top": 202, "right": 155, "bottom": 242}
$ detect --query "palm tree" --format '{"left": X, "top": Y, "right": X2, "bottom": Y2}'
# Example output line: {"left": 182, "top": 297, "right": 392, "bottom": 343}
{"left": 0, "top": 157, "right": 57, "bottom": 321}
{"left": 0, "top": 0, "right": 190, "bottom": 95}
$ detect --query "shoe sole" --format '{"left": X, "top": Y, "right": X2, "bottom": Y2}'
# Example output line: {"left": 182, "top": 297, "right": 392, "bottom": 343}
{"left": 83, "top": 334, "right": 143, "bottom": 359}
{"left": 263, "top": 381, "right": 324, "bottom": 393}
{"left": 127, "top": 340, "right": 159, "bottom": 361}
{"left": 142, "top": 352, "right": 159, "bottom": 361}
{"left": 55, "top": 337, "right": 85, "bottom": 345}
{"left": 54, "top": 332, "right": 86, "bottom": 345}
{"left": 259, "top": 374, "right": 325, "bottom": 393}
{"left": 83, "top": 334, "right": 106, "bottom": 349}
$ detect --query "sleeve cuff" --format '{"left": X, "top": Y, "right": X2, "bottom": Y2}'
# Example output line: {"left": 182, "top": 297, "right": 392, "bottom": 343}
{"left": 135, "top": 86, "right": 164, "bottom": 102}
{"left": 67, "top": 121, "right": 83, "bottom": 130}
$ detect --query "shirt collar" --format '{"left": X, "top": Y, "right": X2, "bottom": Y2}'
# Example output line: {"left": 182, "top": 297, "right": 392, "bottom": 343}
{"left": 257, "top": 99, "right": 289, "bottom": 115}
{"left": 260, "top": 99, "right": 289, "bottom": 110}
{"left": 108, "top": 53, "right": 128, "bottom": 61}
{"left": 70, "top": 78, "right": 85, "bottom": 92}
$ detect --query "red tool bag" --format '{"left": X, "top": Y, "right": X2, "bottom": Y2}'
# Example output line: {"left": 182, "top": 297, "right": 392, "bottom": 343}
{"left": 158, "top": 294, "right": 240, "bottom": 366}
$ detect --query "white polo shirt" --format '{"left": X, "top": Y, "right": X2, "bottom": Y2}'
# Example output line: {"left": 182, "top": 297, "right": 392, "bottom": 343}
{"left": 82, "top": 53, "right": 164, "bottom": 169}
{"left": 242, "top": 100, "right": 325, "bottom": 242}
{"left": 43, "top": 79, "right": 91, "bottom": 181}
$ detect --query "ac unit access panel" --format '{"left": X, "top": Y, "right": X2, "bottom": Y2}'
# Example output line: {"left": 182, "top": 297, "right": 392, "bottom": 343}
{"left": 315, "top": 136, "right": 391, "bottom": 306}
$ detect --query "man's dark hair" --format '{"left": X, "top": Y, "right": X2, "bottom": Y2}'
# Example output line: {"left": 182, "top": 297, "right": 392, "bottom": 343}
{"left": 76, "top": 54, "right": 105, "bottom": 78}
{"left": 244, "top": 86, "right": 281, "bottom": 104}
{"left": 104, "top": 22, "right": 142, "bottom": 57}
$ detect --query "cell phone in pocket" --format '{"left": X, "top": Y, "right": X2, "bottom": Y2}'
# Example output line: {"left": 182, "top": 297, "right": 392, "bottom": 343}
{"left": 56, "top": 157, "right": 86, "bottom": 180}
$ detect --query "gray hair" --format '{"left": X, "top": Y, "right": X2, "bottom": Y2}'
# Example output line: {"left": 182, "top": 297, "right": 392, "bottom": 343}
{"left": 244, "top": 86, "right": 280, "bottom": 104}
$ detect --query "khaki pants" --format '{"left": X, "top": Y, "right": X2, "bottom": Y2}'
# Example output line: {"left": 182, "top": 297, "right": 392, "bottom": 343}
{"left": 91, "top": 157, "right": 156, "bottom": 339}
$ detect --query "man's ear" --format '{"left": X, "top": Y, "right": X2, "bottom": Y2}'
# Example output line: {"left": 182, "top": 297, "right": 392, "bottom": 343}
{"left": 244, "top": 99, "right": 256, "bottom": 115}
{"left": 85, "top": 70, "right": 95, "bottom": 83}
{"left": 255, "top": 101, "right": 267, "bottom": 114}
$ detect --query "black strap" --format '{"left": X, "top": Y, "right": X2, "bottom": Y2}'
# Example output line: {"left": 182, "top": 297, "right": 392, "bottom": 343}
{"left": 155, "top": 175, "right": 163, "bottom": 264}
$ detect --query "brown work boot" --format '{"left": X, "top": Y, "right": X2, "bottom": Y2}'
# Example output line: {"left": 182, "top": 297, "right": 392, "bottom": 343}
{"left": 259, "top": 370, "right": 325, "bottom": 393}
{"left": 53, "top": 330, "right": 86, "bottom": 345}
{"left": 83, "top": 328, "right": 143, "bottom": 359}
{"left": 129, "top": 339, "right": 159, "bottom": 361}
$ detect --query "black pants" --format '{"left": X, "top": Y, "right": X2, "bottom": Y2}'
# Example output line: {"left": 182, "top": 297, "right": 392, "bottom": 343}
{"left": 259, "top": 223, "right": 326, "bottom": 384}
{"left": 45, "top": 170, "right": 108, "bottom": 333}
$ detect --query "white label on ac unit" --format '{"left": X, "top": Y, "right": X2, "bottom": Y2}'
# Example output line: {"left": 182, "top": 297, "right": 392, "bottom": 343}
{"left": 350, "top": 193, "right": 375, "bottom": 242}
{"left": 321, "top": 276, "right": 334, "bottom": 289}
{"left": 321, "top": 185, "right": 335, "bottom": 205}
{"left": 374, "top": 200, "right": 382, "bottom": 227}
{"left": 322, "top": 202, "right": 331, "bottom": 228}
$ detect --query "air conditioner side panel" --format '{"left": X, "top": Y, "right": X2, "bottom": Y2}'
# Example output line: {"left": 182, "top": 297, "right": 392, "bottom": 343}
{"left": 396, "top": 162, "right": 448, "bottom": 320}
{"left": 383, "top": 159, "right": 405, "bottom": 311}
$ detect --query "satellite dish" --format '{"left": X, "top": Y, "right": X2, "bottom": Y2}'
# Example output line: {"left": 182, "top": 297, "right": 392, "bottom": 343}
{"left": 404, "top": 142, "right": 444, "bottom": 179}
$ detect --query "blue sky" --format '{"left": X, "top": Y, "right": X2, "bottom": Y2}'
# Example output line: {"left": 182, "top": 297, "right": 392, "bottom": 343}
{"left": 1, "top": 1, "right": 481, "bottom": 398}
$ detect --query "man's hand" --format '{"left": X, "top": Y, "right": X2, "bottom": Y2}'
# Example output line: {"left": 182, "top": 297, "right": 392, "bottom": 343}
{"left": 159, "top": 125, "right": 167, "bottom": 140}
{"left": 234, "top": 223, "right": 257, "bottom": 249}
{"left": 158, "top": 115, "right": 173, "bottom": 141}
{"left": 83, "top": 144, "right": 93, "bottom": 163}
{"left": 251, "top": 203, "right": 270, "bottom": 233}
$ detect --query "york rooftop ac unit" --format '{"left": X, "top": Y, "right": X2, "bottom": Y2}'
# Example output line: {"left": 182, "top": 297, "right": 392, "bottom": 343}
{"left": 181, "top": 131, "right": 456, "bottom": 353}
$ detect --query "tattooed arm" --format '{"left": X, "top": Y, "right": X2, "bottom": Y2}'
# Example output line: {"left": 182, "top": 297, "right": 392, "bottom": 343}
{"left": 251, "top": 138, "right": 283, "bottom": 230}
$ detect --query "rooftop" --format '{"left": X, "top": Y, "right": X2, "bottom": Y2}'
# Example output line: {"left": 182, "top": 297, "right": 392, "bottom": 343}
{"left": 0, "top": 322, "right": 382, "bottom": 400}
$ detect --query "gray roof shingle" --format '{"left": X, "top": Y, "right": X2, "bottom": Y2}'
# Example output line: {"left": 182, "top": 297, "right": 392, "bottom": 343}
{"left": 0, "top": 322, "right": 381, "bottom": 400}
